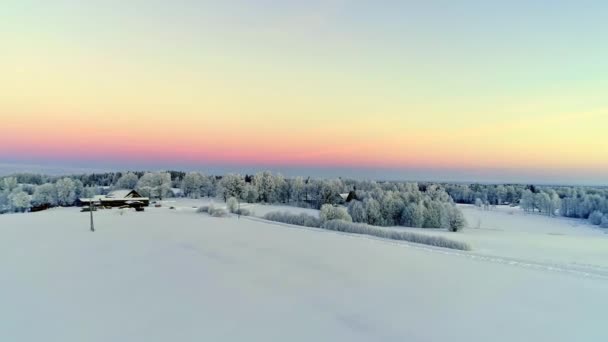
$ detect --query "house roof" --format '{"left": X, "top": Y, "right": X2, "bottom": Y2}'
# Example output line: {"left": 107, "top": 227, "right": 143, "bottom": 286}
{"left": 79, "top": 189, "right": 147, "bottom": 203}
{"left": 78, "top": 195, "right": 106, "bottom": 202}
{"left": 107, "top": 189, "right": 145, "bottom": 198}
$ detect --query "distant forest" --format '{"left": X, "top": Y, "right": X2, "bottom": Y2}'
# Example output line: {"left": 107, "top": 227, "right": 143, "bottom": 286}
{"left": 1, "top": 171, "right": 607, "bottom": 229}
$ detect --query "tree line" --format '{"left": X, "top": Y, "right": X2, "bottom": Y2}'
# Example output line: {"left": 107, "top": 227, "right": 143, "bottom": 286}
{"left": 444, "top": 183, "right": 608, "bottom": 227}
{"left": 2, "top": 171, "right": 606, "bottom": 229}
{"left": 0, "top": 171, "right": 466, "bottom": 230}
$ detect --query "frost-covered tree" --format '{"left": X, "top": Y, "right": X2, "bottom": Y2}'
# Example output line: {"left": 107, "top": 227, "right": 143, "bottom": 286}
{"left": 32, "top": 183, "right": 57, "bottom": 207}
{"left": 2, "top": 177, "right": 18, "bottom": 192}
{"left": 319, "top": 179, "right": 345, "bottom": 207}
{"left": 520, "top": 190, "right": 535, "bottom": 212}
{"left": 241, "top": 184, "right": 259, "bottom": 203}
{"left": 400, "top": 202, "right": 425, "bottom": 228}
{"left": 226, "top": 197, "right": 239, "bottom": 213}
{"left": 274, "top": 174, "right": 289, "bottom": 203}
{"left": 535, "top": 192, "right": 553, "bottom": 216}
{"left": 291, "top": 177, "right": 306, "bottom": 203}
{"left": 495, "top": 185, "right": 507, "bottom": 205}
{"left": 137, "top": 172, "right": 172, "bottom": 199}
{"left": 8, "top": 190, "right": 31, "bottom": 212}
{"left": 379, "top": 192, "right": 405, "bottom": 226}
{"left": 253, "top": 171, "right": 276, "bottom": 203}
{"left": 82, "top": 186, "right": 98, "bottom": 199}
{"left": 200, "top": 175, "right": 215, "bottom": 197}
{"left": 218, "top": 174, "right": 245, "bottom": 201}
{"left": 181, "top": 172, "right": 203, "bottom": 198}
{"left": 56, "top": 178, "right": 77, "bottom": 206}
{"left": 601, "top": 215, "right": 608, "bottom": 229}
{"left": 73, "top": 179, "right": 85, "bottom": 200}
{"left": 0, "top": 190, "right": 9, "bottom": 211}
{"left": 446, "top": 205, "right": 467, "bottom": 231}
{"left": 348, "top": 200, "right": 367, "bottom": 223}
{"left": 474, "top": 198, "right": 484, "bottom": 208}
{"left": 115, "top": 172, "right": 139, "bottom": 189}
{"left": 588, "top": 210, "right": 604, "bottom": 225}
{"left": 423, "top": 201, "right": 443, "bottom": 228}
{"left": 320, "top": 204, "right": 352, "bottom": 222}
{"left": 560, "top": 197, "right": 577, "bottom": 218}
{"left": 364, "top": 197, "right": 383, "bottom": 226}
{"left": 550, "top": 192, "right": 561, "bottom": 216}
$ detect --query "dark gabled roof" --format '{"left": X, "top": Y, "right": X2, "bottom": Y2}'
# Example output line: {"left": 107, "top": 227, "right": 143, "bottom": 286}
{"left": 107, "top": 189, "right": 144, "bottom": 199}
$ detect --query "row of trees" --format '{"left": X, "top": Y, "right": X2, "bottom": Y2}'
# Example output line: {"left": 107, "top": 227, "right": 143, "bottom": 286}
{"left": 180, "top": 171, "right": 347, "bottom": 209}
{"left": 445, "top": 183, "right": 608, "bottom": 220}
{"left": 345, "top": 185, "right": 465, "bottom": 230}
{"left": 4, "top": 171, "right": 606, "bottom": 229}
{"left": 0, "top": 176, "right": 98, "bottom": 213}
{"left": 0, "top": 171, "right": 466, "bottom": 230}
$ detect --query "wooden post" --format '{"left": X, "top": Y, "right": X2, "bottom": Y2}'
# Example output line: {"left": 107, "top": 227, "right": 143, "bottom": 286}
{"left": 90, "top": 199, "right": 95, "bottom": 232}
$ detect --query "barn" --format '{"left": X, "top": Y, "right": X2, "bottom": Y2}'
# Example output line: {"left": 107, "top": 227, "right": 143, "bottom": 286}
{"left": 79, "top": 190, "right": 149, "bottom": 208}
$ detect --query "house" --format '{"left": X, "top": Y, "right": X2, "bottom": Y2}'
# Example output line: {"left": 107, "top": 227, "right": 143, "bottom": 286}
{"left": 170, "top": 188, "right": 183, "bottom": 198}
{"left": 79, "top": 189, "right": 149, "bottom": 208}
{"left": 339, "top": 191, "right": 358, "bottom": 203}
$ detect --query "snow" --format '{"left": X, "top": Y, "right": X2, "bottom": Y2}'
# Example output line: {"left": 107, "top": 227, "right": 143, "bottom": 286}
{"left": 381, "top": 205, "right": 608, "bottom": 275}
{"left": 155, "top": 198, "right": 320, "bottom": 218}
{"left": 107, "top": 190, "right": 135, "bottom": 198}
{"left": 1, "top": 202, "right": 607, "bottom": 341}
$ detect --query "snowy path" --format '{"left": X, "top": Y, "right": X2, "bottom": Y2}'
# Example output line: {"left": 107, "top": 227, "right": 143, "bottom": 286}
{"left": 1, "top": 207, "right": 607, "bottom": 341}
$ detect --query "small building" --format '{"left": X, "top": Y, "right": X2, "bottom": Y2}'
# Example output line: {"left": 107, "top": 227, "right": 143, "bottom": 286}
{"left": 170, "top": 188, "right": 183, "bottom": 198}
{"left": 79, "top": 189, "right": 149, "bottom": 208}
{"left": 339, "top": 191, "right": 358, "bottom": 203}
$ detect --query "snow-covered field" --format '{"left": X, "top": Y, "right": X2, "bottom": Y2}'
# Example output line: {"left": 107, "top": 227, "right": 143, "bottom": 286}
{"left": 1, "top": 200, "right": 607, "bottom": 341}
{"left": 381, "top": 204, "right": 608, "bottom": 276}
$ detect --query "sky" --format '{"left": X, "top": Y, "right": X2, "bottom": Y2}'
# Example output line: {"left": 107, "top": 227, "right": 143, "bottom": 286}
{"left": 1, "top": 1, "right": 608, "bottom": 184}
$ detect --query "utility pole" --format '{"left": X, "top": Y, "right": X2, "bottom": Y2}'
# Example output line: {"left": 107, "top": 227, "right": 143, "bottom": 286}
{"left": 90, "top": 199, "right": 95, "bottom": 232}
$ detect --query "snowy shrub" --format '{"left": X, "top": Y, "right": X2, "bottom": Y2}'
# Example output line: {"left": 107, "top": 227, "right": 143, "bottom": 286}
{"left": 320, "top": 204, "right": 352, "bottom": 222}
{"left": 321, "top": 220, "right": 471, "bottom": 251}
{"left": 235, "top": 208, "right": 251, "bottom": 216}
{"left": 197, "top": 204, "right": 228, "bottom": 217}
{"left": 210, "top": 207, "right": 229, "bottom": 217}
{"left": 227, "top": 197, "right": 239, "bottom": 213}
{"left": 263, "top": 212, "right": 322, "bottom": 228}
{"left": 446, "top": 205, "right": 467, "bottom": 232}
{"left": 600, "top": 215, "right": 608, "bottom": 229}
{"left": 197, "top": 204, "right": 214, "bottom": 214}
{"left": 196, "top": 204, "right": 228, "bottom": 217}
{"left": 588, "top": 211, "right": 604, "bottom": 225}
